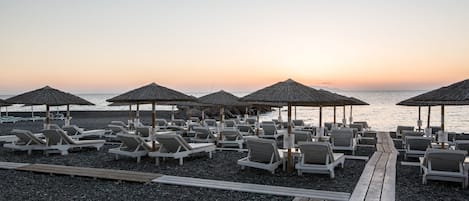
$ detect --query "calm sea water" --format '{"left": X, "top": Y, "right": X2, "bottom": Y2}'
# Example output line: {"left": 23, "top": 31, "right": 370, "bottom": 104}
{"left": 1, "top": 91, "right": 468, "bottom": 132}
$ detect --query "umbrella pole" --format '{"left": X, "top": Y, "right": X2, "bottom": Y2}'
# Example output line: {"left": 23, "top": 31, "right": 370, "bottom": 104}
{"left": 65, "top": 104, "right": 70, "bottom": 126}
{"left": 244, "top": 107, "right": 248, "bottom": 122}
{"left": 441, "top": 105, "right": 445, "bottom": 131}
{"left": 152, "top": 102, "right": 156, "bottom": 151}
{"left": 219, "top": 106, "right": 224, "bottom": 140}
{"left": 45, "top": 105, "right": 50, "bottom": 129}
{"left": 333, "top": 106, "right": 336, "bottom": 124}
{"left": 31, "top": 106, "right": 34, "bottom": 122}
{"left": 417, "top": 106, "right": 421, "bottom": 131}
{"left": 5, "top": 106, "right": 8, "bottom": 116}
{"left": 278, "top": 107, "right": 282, "bottom": 123}
{"left": 256, "top": 109, "right": 260, "bottom": 136}
{"left": 294, "top": 106, "right": 297, "bottom": 120}
{"left": 427, "top": 106, "right": 431, "bottom": 128}
{"left": 343, "top": 105, "right": 346, "bottom": 126}
{"left": 128, "top": 105, "right": 132, "bottom": 125}
{"left": 349, "top": 105, "right": 353, "bottom": 124}
{"left": 287, "top": 103, "right": 293, "bottom": 172}
{"left": 135, "top": 103, "right": 140, "bottom": 129}
{"left": 319, "top": 106, "right": 322, "bottom": 128}
{"left": 171, "top": 105, "right": 175, "bottom": 123}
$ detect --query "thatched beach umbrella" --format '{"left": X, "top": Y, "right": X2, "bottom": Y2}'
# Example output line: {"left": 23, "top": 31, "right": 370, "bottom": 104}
{"left": 241, "top": 79, "right": 342, "bottom": 171}
{"left": 396, "top": 100, "right": 436, "bottom": 131}
{"left": 0, "top": 99, "right": 12, "bottom": 117}
{"left": 6, "top": 86, "right": 93, "bottom": 128}
{"left": 159, "top": 100, "right": 213, "bottom": 123}
{"left": 198, "top": 90, "right": 250, "bottom": 139}
{"left": 107, "top": 83, "right": 196, "bottom": 149}
{"left": 397, "top": 79, "right": 469, "bottom": 132}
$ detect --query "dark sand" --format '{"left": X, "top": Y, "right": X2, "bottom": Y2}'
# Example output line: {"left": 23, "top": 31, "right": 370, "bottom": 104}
{"left": 0, "top": 111, "right": 371, "bottom": 201}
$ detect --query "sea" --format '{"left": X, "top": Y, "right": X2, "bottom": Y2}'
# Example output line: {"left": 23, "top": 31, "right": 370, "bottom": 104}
{"left": 1, "top": 90, "right": 468, "bottom": 132}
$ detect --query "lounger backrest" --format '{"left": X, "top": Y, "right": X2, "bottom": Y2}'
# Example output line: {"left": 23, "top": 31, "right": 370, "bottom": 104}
{"left": 455, "top": 134, "right": 469, "bottom": 141}
{"left": 172, "top": 119, "right": 186, "bottom": 127}
{"left": 117, "top": 134, "right": 150, "bottom": 151}
{"left": 108, "top": 125, "right": 127, "bottom": 134}
{"left": 293, "top": 131, "right": 311, "bottom": 144}
{"left": 354, "top": 121, "right": 369, "bottom": 129}
{"left": 423, "top": 149, "right": 467, "bottom": 172}
{"left": 261, "top": 124, "right": 277, "bottom": 136}
{"left": 156, "top": 119, "right": 168, "bottom": 127}
{"left": 405, "top": 136, "right": 432, "bottom": 151}
{"left": 299, "top": 142, "right": 333, "bottom": 165}
{"left": 204, "top": 119, "right": 217, "bottom": 127}
{"left": 136, "top": 126, "right": 151, "bottom": 137}
{"left": 221, "top": 129, "right": 241, "bottom": 141}
{"left": 188, "top": 123, "right": 201, "bottom": 131}
{"left": 237, "top": 125, "right": 253, "bottom": 134}
{"left": 42, "top": 129, "right": 76, "bottom": 145}
{"left": 330, "top": 129, "right": 354, "bottom": 147}
{"left": 363, "top": 131, "right": 377, "bottom": 138}
{"left": 455, "top": 140, "right": 469, "bottom": 152}
{"left": 62, "top": 125, "right": 82, "bottom": 136}
{"left": 430, "top": 126, "right": 441, "bottom": 135}
{"left": 246, "top": 138, "right": 279, "bottom": 163}
{"left": 349, "top": 124, "right": 364, "bottom": 132}
{"left": 246, "top": 118, "right": 257, "bottom": 125}
{"left": 12, "top": 129, "right": 44, "bottom": 145}
{"left": 224, "top": 120, "right": 236, "bottom": 128}
{"left": 324, "top": 123, "right": 333, "bottom": 131}
{"left": 193, "top": 127, "right": 213, "bottom": 139}
{"left": 402, "top": 131, "right": 424, "bottom": 144}
{"left": 292, "top": 120, "right": 305, "bottom": 127}
{"left": 155, "top": 134, "right": 191, "bottom": 152}
{"left": 397, "top": 126, "right": 414, "bottom": 135}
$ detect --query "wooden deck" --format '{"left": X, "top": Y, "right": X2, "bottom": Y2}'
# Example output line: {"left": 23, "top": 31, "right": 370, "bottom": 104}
{"left": 15, "top": 164, "right": 162, "bottom": 183}
{"left": 154, "top": 175, "right": 351, "bottom": 201}
{"left": 349, "top": 132, "right": 397, "bottom": 201}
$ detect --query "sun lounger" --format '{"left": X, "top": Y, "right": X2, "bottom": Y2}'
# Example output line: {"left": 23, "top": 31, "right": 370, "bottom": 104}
{"left": 330, "top": 129, "right": 357, "bottom": 155}
{"left": 404, "top": 136, "right": 432, "bottom": 160}
{"left": 295, "top": 142, "right": 345, "bottom": 178}
{"left": 293, "top": 130, "right": 312, "bottom": 147}
{"left": 107, "top": 124, "right": 130, "bottom": 138}
{"left": 358, "top": 130, "right": 377, "bottom": 147}
{"left": 218, "top": 129, "right": 244, "bottom": 150}
{"left": 172, "top": 119, "right": 187, "bottom": 127}
{"left": 108, "top": 134, "right": 154, "bottom": 163}
{"left": 420, "top": 149, "right": 468, "bottom": 188}
{"left": 246, "top": 118, "right": 257, "bottom": 126}
{"left": 110, "top": 121, "right": 129, "bottom": 128}
{"left": 42, "top": 129, "right": 105, "bottom": 155}
{"left": 62, "top": 125, "right": 106, "bottom": 139}
{"left": 237, "top": 125, "right": 254, "bottom": 136}
{"left": 3, "top": 129, "right": 48, "bottom": 155}
{"left": 224, "top": 119, "right": 237, "bottom": 129}
{"left": 237, "top": 138, "right": 284, "bottom": 174}
{"left": 259, "top": 123, "right": 284, "bottom": 140}
{"left": 191, "top": 127, "right": 218, "bottom": 143}
{"left": 455, "top": 140, "right": 469, "bottom": 152}
{"left": 148, "top": 133, "right": 215, "bottom": 165}
{"left": 156, "top": 119, "right": 168, "bottom": 128}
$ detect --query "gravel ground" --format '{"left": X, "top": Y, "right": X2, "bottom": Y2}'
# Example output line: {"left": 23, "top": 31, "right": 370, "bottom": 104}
{"left": 396, "top": 152, "right": 469, "bottom": 201}
{"left": 0, "top": 111, "right": 371, "bottom": 201}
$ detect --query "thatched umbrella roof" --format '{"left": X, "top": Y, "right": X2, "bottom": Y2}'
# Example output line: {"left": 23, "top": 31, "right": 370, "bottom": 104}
{"left": 6, "top": 86, "right": 93, "bottom": 127}
{"left": 241, "top": 79, "right": 342, "bottom": 106}
{"left": 198, "top": 90, "right": 249, "bottom": 107}
{"left": 396, "top": 79, "right": 469, "bottom": 132}
{"left": 107, "top": 82, "right": 195, "bottom": 103}
{"left": 346, "top": 97, "right": 369, "bottom": 106}
{"left": 6, "top": 86, "right": 93, "bottom": 106}
{"left": 397, "top": 79, "right": 469, "bottom": 106}
{"left": 0, "top": 99, "right": 12, "bottom": 107}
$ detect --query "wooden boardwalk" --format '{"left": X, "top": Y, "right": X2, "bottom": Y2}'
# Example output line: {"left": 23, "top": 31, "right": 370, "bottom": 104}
{"left": 154, "top": 175, "right": 350, "bottom": 201}
{"left": 349, "top": 132, "right": 397, "bottom": 201}
{"left": 14, "top": 163, "right": 162, "bottom": 183}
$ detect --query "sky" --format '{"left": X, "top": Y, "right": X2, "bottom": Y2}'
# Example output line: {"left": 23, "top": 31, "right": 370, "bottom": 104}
{"left": 1, "top": 0, "right": 468, "bottom": 94}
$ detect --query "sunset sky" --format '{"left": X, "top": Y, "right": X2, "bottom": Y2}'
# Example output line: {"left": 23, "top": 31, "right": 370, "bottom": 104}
{"left": 1, "top": 0, "right": 468, "bottom": 94}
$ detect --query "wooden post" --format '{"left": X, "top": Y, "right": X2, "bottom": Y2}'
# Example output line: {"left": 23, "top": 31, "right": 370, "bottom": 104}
{"left": 256, "top": 109, "right": 260, "bottom": 136}
{"left": 294, "top": 106, "right": 297, "bottom": 120}
{"left": 66, "top": 104, "right": 71, "bottom": 126}
{"left": 342, "top": 105, "right": 346, "bottom": 125}
{"left": 136, "top": 103, "right": 140, "bottom": 128}
{"left": 441, "top": 105, "right": 445, "bottom": 131}
{"left": 287, "top": 103, "right": 293, "bottom": 172}
{"left": 333, "top": 106, "right": 336, "bottom": 124}
{"left": 152, "top": 102, "right": 157, "bottom": 151}
{"left": 219, "top": 106, "right": 224, "bottom": 140}
{"left": 427, "top": 106, "right": 431, "bottom": 128}
{"left": 417, "top": 106, "right": 421, "bottom": 131}
{"left": 46, "top": 105, "right": 50, "bottom": 129}
{"left": 319, "top": 106, "right": 322, "bottom": 128}
{"left": 349, "top": 105, "right": 353, "bottom": 124}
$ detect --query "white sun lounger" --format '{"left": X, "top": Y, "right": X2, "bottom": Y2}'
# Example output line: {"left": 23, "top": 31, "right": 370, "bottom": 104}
{"left": 420, "top": 149, "right": 468, "bottom": 188}
{"left": 295, "top": 142, "right": 345, "bottom": 179}
{"left": 191, "top": 127, "right": 218, "bottom": 143}
{"left": 218, "top": 129, "right": 244, "bottom": 150}
{"left": 42, "top": 129, "right": 105, "bottom": 155}
{"left": 108, "top": 134, "right": 155, "bottom": 163}
{"left": 62, "top": 125, "right": 106, "bottom": 139}
{"left": 259, "top": 123, "right": 284, "bottom": 140}
{"left": 330, "top": 129, "right": 357, "bottom": 155}
{"left": 237, "top": 138, "right": 284, "bottom": 174}
{"left": 3, "top": 129, "right": 48, "bottom": 155}
{"left": 148, "top": 134, "right": 216, "bottom": 166}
